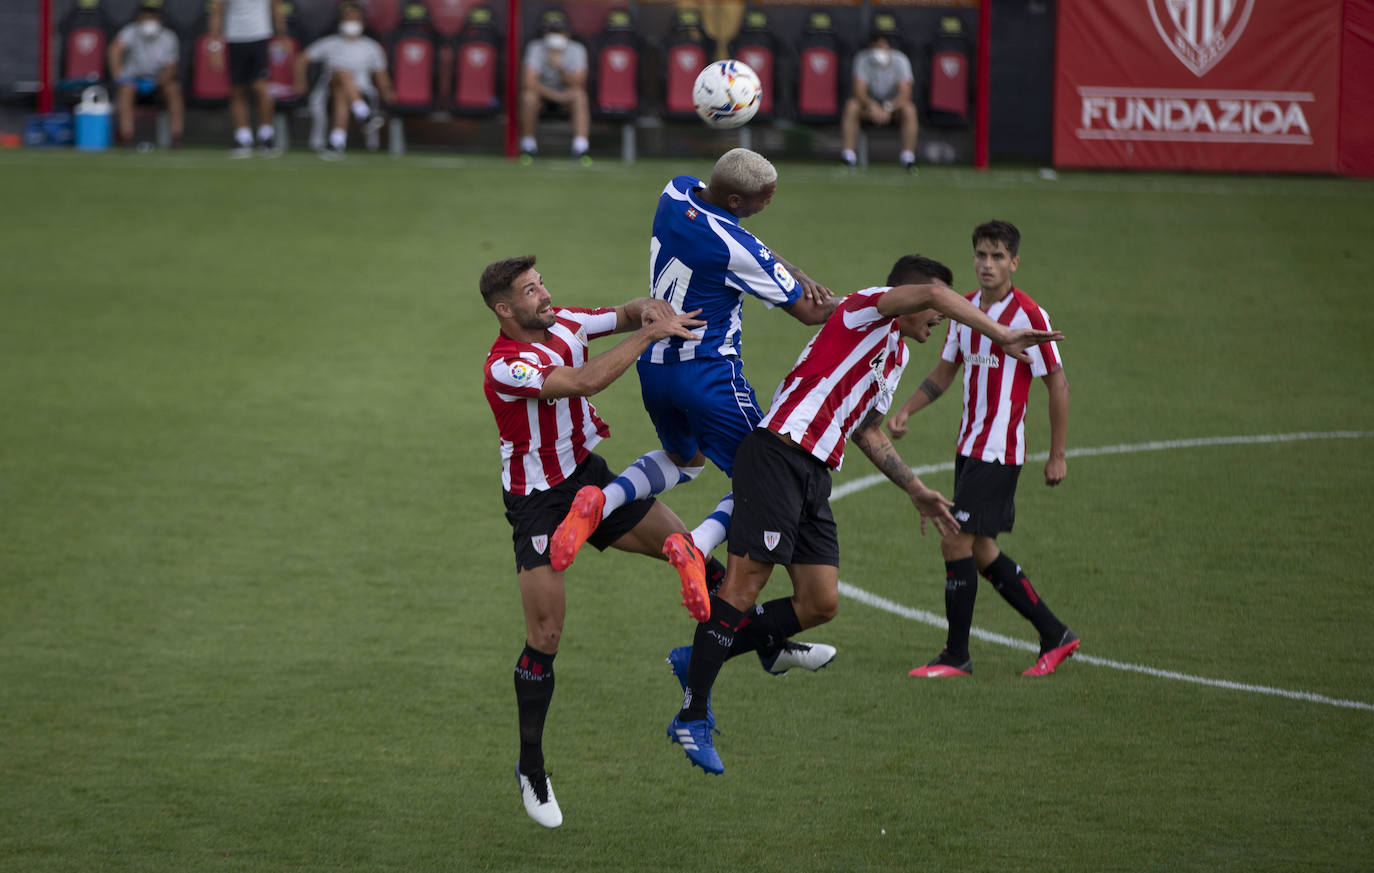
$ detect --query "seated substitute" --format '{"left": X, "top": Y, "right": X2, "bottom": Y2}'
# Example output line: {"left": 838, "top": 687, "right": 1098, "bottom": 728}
{"left": 667, "top": 255, "right": 1065, "bottom": 775}
{"left": 294, "top": 1, "right": 395, "bottom": 159}
{"left": 108, "top": 0, "right": 184, "bottom": 147}
{"left": 518, "top": 11, "right": 591, "bottom": 164}
{"left": 480, "top": 255, "right": 708, "bottom": 827}
{"left": 841, "top": 28, "right": 918, "bottom": 172}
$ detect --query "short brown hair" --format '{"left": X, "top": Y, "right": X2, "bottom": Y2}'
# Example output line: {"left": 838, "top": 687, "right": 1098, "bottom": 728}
{"left": 480, "top": 255, "right": 537, "bottom": 308}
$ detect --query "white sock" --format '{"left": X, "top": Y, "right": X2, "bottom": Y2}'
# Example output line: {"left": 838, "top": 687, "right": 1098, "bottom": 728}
{"left": 900, "top": 149, "right": 916, "bottom": 164}
{"left": 691, "top": 492, "right": 735, "bottom": 554}
{"left": 257, "top": 124, "right": 274, "bottom": 143}
{"left": 520, "top": 136, "right": 537, "bottom": 153}
{"left": 234, "top": 126, "right": 253, "bottom": 147}
{"left": 351, "top": 99, "right": 371, "bottom": 121}
{"left": 329, "top": 128, "right": 347, "bottom": 150}
{"left": 841, "top": 149, "right": 857, "bottom": 165}
{"left": 571, "top": 136, "right": 589, "bottom": 155}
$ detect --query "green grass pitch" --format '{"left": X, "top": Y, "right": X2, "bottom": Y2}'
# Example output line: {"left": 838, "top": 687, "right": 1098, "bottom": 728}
{"left": 1, "top": 149, "right": 1372, "bottom": 872}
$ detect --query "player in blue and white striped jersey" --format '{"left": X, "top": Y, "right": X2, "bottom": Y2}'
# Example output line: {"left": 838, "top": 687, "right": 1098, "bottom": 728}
{"left": 642, "top": 149, "right": 840, "bottom": 680}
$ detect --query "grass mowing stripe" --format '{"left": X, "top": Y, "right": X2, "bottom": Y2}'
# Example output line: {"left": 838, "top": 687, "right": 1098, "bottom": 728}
{"left": 834, "top": 429, "right": 1374, "bottom": 714}
{"left": 838, "top": 581, "right": 1374, "bottom": 712}
{"left": 830, "top": 430, "right": 1374, "bottom": 500}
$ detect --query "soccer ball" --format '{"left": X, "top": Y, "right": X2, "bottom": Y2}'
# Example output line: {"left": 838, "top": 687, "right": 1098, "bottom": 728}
{"left": 692, "top": 59, "right": 762, "bottom": 129}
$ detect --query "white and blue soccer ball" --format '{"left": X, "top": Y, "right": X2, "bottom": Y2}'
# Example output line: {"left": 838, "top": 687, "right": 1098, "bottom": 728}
{"left": 692, "top": 59, "right": 762, "bottom": 129}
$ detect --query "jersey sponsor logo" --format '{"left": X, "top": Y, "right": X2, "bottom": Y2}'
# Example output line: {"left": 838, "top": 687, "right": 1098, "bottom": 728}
{"left": 967, "top": 352, "right": 1000, "bottom": 367}
{"left": 507, "top": 361, "right": 537, "bottom": 383}
{"left": 531, "top": 534, "right": 548, "bottom": 554}
{"left": 763, "top": 530, "right": 781, "bottom": 550}
{"left": 1148, "top": 0, "right": 1255, "bottom": 78}
{"left": 772, "top": 262, "right": 796, "bottom": 292}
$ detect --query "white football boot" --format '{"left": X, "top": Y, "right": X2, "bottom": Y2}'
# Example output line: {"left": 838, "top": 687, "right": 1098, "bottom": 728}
{"left": 516, "top": 767, "right": 563, "bottom": 828}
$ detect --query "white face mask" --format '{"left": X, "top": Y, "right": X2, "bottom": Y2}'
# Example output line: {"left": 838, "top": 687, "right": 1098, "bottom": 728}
{"left": 138, "top": 19, "right": 161, "bottom": 39}
{"left": 340, "top": 20, "right": 364, "bottom": 38}
{"left": 544, "top": 33, "right": 569, "bottom": 51}
{"left": 871, "top": 48, "right": 892, "bottom": 66}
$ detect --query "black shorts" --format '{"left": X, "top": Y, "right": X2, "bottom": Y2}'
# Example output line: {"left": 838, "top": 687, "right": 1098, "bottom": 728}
{"left": 951, "top": 455, "right": 1021, "bottom": 537}
{"left": 502, "top": 453, "right": 655, "bottom": 572}
{"left": 227, "top": 39, "right": 270, "bottom": 85}
{"left": 727, "top": 429, "right": 839, "bottom": 567}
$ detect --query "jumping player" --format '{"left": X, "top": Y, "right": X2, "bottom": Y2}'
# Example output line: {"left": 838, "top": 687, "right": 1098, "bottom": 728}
{"left": 668, "top": 255, "right": 1065, "bottom": 774}
{"left": 481, "top": 256, "right": 704, "bottom": 827}
{"left": 888, "top": 220, "right": 1079, "bottom": 678}
{"left": 551, "top": 148, "right": 840, "bottom": 678}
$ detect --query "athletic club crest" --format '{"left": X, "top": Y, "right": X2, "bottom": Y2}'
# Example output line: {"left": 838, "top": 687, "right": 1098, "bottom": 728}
{"left": 1148, "top": 0, "right": 1255, "bottom": 77}
{"left": 531, "top": 535, "right": 548, "bottom": 555}
{"left": 763, "top": 531, "right": 781, "bottom": 550}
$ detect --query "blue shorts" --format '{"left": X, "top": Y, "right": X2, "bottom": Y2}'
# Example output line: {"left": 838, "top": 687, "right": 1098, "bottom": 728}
{"left": 117, "top": 76, "right": 160, "bottom": 96}
{"left": 636, "top": 356, "right": 763, "bottom": 476}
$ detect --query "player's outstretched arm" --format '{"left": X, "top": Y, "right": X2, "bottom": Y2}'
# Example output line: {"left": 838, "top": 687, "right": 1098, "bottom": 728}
{"left": 878, "top": 284, "right": 1064, "bottom": 362}
{"left": 887, "top": 359, "right": 958, "bottom": 439}
{"left": 617, "top": 297, "right": 682, "bottom": 333}
{"left": 852, "top": 410, "right": 958, "bottom": 537}
{"left": 540, "top": 310, "right": 703, "bottom": 400}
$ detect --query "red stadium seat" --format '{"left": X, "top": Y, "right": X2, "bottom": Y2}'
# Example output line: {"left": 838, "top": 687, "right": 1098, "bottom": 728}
{"left": 451, "top": 4, "right": 501, "bottom": 115}
{"left": 60, "top": 0, "right": 109, "bottom": 97}
{"left": 365, "top": 0, "right": 403, "bottom": 37}
{"left": 796, "top": 12, "right": 843, "bottom": 123}
{"left": 266, "top": 36, "right": 302, "bottom": 104}
{"left": 729, "top": 9, "right": 777, "bottom": 119}
{"left": 593, "top": 8, "right": 639, "bottom": 119}
{"left": 390, "top": 4, "right": 437, "bottom": 111}
{"left": 190, "top": 33, "right": 232, "bottom": 103}
{"left": 926, "top": 16, "right": 972, "bottom": 126}
{"left": 663, "top": 9, "right": 708, "bottom": 120}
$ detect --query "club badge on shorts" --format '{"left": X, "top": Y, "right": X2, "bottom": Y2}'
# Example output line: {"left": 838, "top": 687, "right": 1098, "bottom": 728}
{"left": 531, "top": 535, "right": 548, "bottom": 555}
{"left": 763, "top": 530, "right": 781, "bottom": 550}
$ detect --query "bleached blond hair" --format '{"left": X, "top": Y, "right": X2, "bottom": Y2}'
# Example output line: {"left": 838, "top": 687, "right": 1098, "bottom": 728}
{"left": 709, "top": 148, "right": 778, "bottom": 196}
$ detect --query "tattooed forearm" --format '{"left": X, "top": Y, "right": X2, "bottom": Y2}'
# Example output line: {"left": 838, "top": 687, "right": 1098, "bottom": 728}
{"left": 918, "top": 378, "right": 944, "bottom": 402}
{"left": 855, "top": 411, "right": 915, "bottom": 489}
{"left": 879, "top": 450, "right": 914, "bottom": 489}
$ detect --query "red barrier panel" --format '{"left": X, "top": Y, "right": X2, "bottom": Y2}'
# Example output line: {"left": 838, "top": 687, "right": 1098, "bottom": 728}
{"left": 1340, "top": 0, "right": 1374, "bottom": 176}
{"left": 1054, "top": 0, "right": 1342, "bottom": 173}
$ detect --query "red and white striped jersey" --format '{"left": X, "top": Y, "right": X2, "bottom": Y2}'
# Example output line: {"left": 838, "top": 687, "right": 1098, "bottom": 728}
{"left": 484, "top": 307, "right": 620, "bottom": 494}
{"left": 762, "top": 288, "right": 908, "bottom": 470}
{"left": 940, "top": 286, "right": 1062, "bottom": 465}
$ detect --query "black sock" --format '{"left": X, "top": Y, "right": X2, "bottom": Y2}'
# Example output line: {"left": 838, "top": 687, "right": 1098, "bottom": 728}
{"left": 680, "top": 596, "right": 745, "bottom": 721}
{"left": 705, "top": 556, "right": 726, "bottom": 596}
{"left": 943, "top": 557, "right": 978, "bottom": 662}
{"left": 982, "top": 552, "right": 1067, "bottom": 645}
{"left": 727, "top": 597, "right": 803, "bottom": 659}
{"left": 514, "top": 644, "right": 556, "bottom": 776}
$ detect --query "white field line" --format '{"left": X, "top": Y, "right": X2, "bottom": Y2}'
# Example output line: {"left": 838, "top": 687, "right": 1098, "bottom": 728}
{"left": 832, "top": 431, "right": 1374, "bottom": 712}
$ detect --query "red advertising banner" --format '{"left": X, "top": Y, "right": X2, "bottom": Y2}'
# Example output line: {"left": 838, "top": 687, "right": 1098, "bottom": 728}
{"left": 1054, "top": 0, "right": 1343, "bottom": 173}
